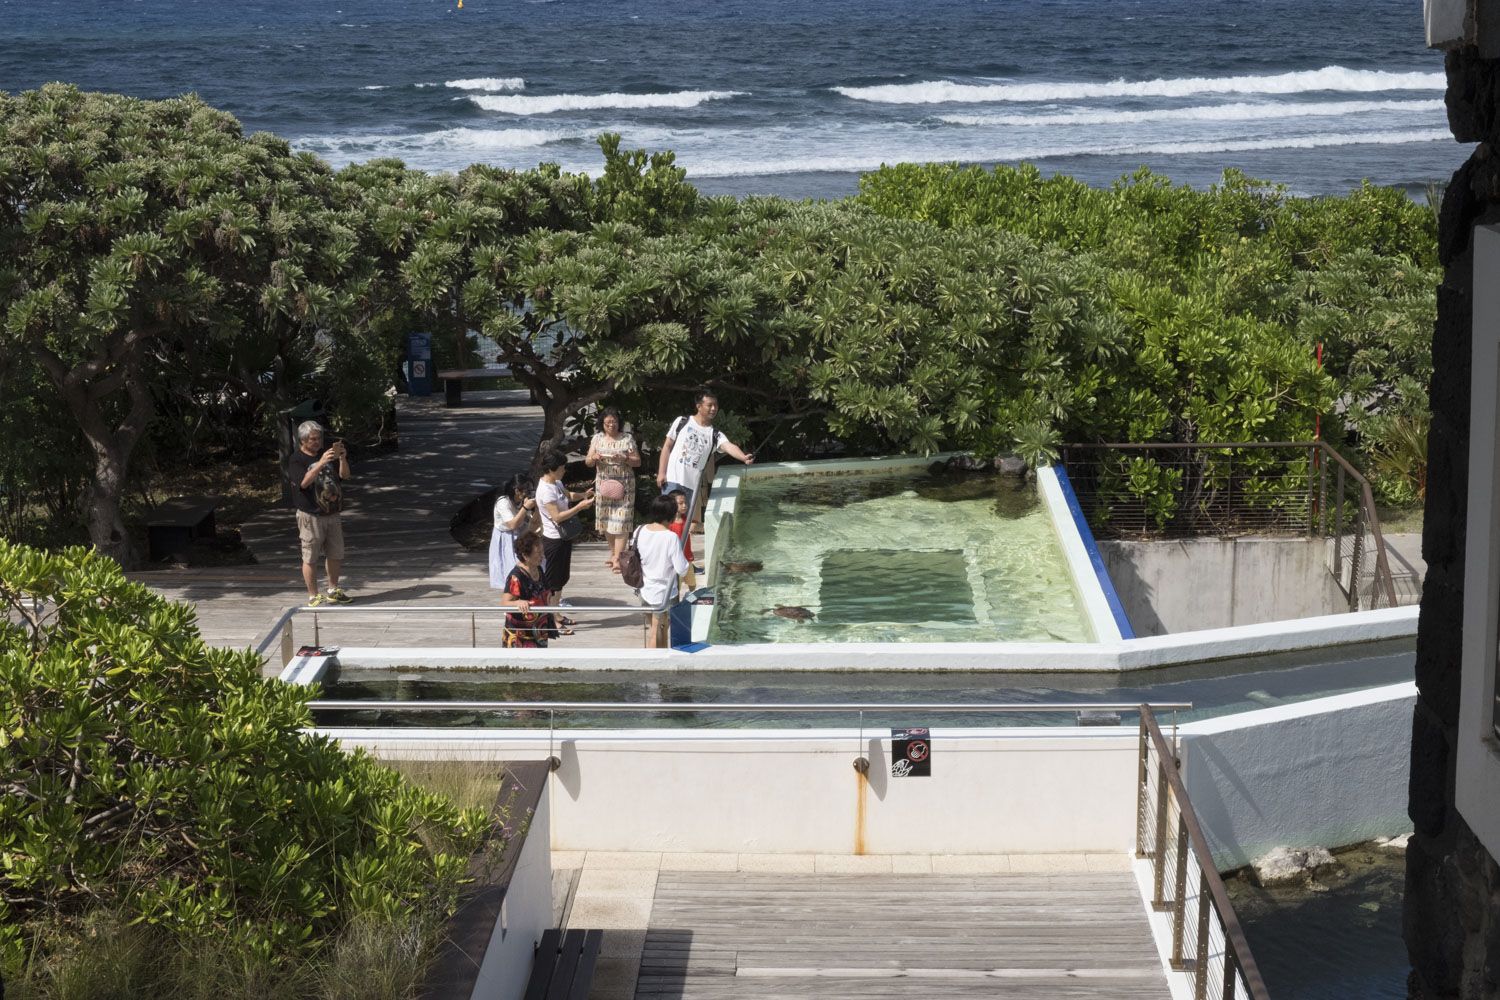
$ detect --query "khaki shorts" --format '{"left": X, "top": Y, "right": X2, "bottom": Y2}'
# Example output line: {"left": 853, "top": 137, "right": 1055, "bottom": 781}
{"left": 297, "top": 511, "right": 344, "bottom": 564}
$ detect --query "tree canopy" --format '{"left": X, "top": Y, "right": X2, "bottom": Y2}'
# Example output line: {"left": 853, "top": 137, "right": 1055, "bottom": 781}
{"left": 0, "top": 87, "right": 1439, "bottom": 557}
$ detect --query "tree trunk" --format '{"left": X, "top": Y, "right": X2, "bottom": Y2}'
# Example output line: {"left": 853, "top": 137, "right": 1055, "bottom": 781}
{"left": 84, "top": 442, "right": 133, "bottom": 565}
{"left": 38, "top": 338, "right": 155, "bottom": 568}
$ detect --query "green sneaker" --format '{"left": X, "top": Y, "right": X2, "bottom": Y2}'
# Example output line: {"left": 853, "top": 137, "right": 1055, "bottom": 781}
{"left": 306, "top": 593, "right": 328, "bottom": 608}
{"left": 326, "top": 587, "right": 352, "bottom": 605}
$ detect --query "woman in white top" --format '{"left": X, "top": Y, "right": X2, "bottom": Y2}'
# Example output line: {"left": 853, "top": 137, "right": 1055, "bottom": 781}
{"left": 536, "top": 448, "right": 595, "bottom": 624}
{"left": 488, "top": 473, "right": 537, "bottom": 589}
{"left": 634, "top": 494, "right": 690, "bottom": 648}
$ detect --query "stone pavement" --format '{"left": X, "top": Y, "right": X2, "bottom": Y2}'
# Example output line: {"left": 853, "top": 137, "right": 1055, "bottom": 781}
{"left": 129, "top": 390, "right": 665, "bottom": 660}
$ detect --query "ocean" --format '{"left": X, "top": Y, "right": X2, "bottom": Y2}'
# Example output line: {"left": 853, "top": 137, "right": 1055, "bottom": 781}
{"left": 0, "top": 0, "right": 1463, "bottom": 199}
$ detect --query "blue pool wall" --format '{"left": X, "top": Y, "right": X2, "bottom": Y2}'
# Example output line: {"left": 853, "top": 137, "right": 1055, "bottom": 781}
{"left": 1049, "top": 464, "right": 1137, "bottom": 640}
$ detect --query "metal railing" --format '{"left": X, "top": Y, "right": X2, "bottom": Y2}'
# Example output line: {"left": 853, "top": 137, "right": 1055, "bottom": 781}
{"left": 1137, "top": 705, "right": 1269, "bottom": 1000}
{"left": 1060, "top": 441, "right": 1397, "bottom": 611}
{"left": 253, "top": 601, "right": 670, "bottom": 667}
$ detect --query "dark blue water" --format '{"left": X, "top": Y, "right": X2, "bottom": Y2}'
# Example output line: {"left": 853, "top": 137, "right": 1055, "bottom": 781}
{"left": 0, "top": 0, "right": 1462, "bottom": 197}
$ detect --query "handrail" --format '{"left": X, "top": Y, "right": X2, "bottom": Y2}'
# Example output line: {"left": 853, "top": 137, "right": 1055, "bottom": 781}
{"left": 306, "top": 700, "right": 1195, "bottom": 714}
{"left": 252, "top": 600, "right": 670, "bottom": 665}
{"left": 1061, "top": 439, "right": 1398, "bottom": 610}
{"left": 1137, "top": 704, "right": 1269, "bottom": 1000}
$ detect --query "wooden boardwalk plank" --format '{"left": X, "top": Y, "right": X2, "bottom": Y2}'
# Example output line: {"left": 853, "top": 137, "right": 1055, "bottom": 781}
{"left": 632, "top": 871, "right": 1170, "bottom": 1000}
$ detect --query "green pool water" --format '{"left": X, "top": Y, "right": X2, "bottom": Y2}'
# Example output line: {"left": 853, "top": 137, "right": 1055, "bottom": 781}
{"left": 708, "top": 468, "right": 1092, "bottom": 643}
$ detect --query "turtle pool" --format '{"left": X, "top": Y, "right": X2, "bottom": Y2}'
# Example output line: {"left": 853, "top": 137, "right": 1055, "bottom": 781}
{"left": 701, "top": 458, "right": 1103, "bottom": 644}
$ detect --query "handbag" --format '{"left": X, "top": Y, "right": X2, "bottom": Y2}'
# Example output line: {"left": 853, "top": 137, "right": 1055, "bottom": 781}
{"left": 556, "top": 509, "right": 583, "bottom": 541}
{"left": 620, "top": 527, "right": 645, "bottom": 590}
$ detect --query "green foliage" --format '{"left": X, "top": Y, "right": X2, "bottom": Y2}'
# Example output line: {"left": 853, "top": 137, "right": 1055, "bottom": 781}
{"left": 857, "top": 161, "right": 1435, "bottom": 507}
{"left": 0, "top": 540, "right": 492, "bottom": 968}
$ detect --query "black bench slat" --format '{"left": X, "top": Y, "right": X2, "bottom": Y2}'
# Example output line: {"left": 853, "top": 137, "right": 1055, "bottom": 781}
{"left": 568, "top": 929, "right": 602, "bottom": 1000}
{"left": 545, "top": 928, "right": 586, "bottom": 1000}
{"left": 523, "top": 928, "right": 562, "bottom": 1000}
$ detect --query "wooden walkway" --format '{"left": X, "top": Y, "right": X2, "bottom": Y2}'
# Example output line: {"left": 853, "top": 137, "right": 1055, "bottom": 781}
{"left": 631, "top": 871, "right": 1170, "bottom": 999}
{"left": 127, "top": 390, "right": 666, "bottom": 659}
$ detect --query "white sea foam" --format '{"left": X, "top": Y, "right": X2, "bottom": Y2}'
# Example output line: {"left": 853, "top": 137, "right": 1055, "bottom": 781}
{"left": 835, "top": 66, "right": 1446, "bottom": 105}
{"left": 360, "top": 85, "right": 388, "bottom": 91}
{"left": 296, "top": 127, "right": 581, "bottom": 166}
{"left": 445, "top": 77, "right": 527, "bottom": 92}
{"left": 471, "top": 90, "right": 745, "bottom": 115}
{"left": 680, "top": 129, "right": 1454, "bottom": 177}
{"left": 939, "top": 99, "right": 1446, "bottom": 128}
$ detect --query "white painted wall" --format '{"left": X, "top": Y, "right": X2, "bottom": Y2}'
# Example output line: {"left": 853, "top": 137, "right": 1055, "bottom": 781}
{"left": 327, "top": 684, "right": 1417, "bottom": 870}
{"left": 1180, "top": 683, "right": 1416, "bottom": 870}
{"left": 472, "top": 786, "right": 554, "bottom": 1000}
{"left": 332, "top": 729, "right": 1142, "bottom": 855}
{"left": 1100, "top": 537, "right": 1347, "bottom": 635}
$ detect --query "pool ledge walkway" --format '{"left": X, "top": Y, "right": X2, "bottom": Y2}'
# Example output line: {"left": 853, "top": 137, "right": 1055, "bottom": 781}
{"left": 555, "top": 851, "right": 1175, "bottom": 1000}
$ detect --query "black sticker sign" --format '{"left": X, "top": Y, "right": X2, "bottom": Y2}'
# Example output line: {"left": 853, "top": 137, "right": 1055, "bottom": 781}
{"left": 890, "top": 727, "right": 931, "bottom": 778}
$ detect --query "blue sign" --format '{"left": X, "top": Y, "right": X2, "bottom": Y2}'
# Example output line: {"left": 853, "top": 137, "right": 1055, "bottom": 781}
{"left": 406, "top": 331, "right": 433, "bottom": 396}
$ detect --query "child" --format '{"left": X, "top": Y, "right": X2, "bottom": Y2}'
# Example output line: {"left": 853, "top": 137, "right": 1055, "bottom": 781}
{"left": 666, "top": 488, "right": 697, "bottom": 591}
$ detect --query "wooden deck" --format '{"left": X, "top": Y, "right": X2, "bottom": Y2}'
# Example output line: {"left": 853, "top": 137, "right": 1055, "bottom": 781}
{"left": 631, "top": 870, "right": 1170, "bottom": 999}
{"left": 127, "top": 390, "right": 666, "bottom": 660}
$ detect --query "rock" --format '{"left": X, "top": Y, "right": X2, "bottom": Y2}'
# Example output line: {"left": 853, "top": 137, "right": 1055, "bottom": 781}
{"left": 1251, "top": 846, "right": 1340, "bottom": 887}
{"left": 722, "top": 560, "right": 764, "bottom": 574}
{"left": 995, "top": 455, "right": 1028, "bottom": 476}
{"left": 1375, "top": 833, "right": 1412, "bottom": 851}
{"left": 768, "top": 605, "right": 816, "bottom": 621}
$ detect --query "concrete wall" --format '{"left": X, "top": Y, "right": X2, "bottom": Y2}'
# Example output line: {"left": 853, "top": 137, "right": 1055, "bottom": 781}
{"left": 1100, "top": 537, "right": 1346, "bottom": 635}
{"left": 1181, "top": 683, "right": 1416, "bottom": 871}
{"left": 333, "top": 729, "right": 1142, "bottom": 855}
{"left": 473, "top": 785, "right": 554, "bottom": 1000}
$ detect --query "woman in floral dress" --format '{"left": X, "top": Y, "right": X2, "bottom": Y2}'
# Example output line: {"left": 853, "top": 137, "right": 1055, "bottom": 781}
{"left": 499, "top": 533, "right": 557, "bottom": 647}
{"left": 585, "top": 407, "right": 641, "bottom": 573}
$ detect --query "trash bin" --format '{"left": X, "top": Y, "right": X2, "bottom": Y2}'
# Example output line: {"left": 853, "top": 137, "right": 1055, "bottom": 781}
{"left": 406, "top": 331, "right": 433, "bottom": 396}
{"left": 281, "top": 399, "right": 329, "bottom": 506}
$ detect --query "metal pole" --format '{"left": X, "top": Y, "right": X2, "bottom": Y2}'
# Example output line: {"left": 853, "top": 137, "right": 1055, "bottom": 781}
{"left": 470, "top": 612, "right": 477, "bottom": 648}
{"left": 1171, "top": 813, "right": 1190, "bottom": 968}
{"left": 313, "top": 612, "right": 320, "bottom": 647}
{"left": 1136, "top": 713, "right": 1149, "bottom": 857}
{"left": 1195, "top": 869, "right": 1212, "bottom": 1000}
{"left": 1153, "top": 758, "right": 1170, "bottom": 908}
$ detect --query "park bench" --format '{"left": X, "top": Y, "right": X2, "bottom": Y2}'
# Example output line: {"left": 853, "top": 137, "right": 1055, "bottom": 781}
{"left": 437, "top": 365, "right": 538, "bottom": 406}
{"left": 146, "top": 495, "right": 222, "bottom": 561}
{"left": 522, "top": 927, "right": 601, "bottom": 1000}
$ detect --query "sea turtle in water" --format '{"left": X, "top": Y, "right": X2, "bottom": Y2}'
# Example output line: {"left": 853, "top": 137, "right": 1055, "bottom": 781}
{"left": 767, "top": 605, "right": 816, "bottom": 622}
{"left": 722, "top": 559, "right": 764, "bottom": 574}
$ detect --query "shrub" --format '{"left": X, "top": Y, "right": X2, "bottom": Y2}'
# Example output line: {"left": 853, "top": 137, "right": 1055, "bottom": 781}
{"left": 0, "top": 540, "right": 493, "bottom": 971}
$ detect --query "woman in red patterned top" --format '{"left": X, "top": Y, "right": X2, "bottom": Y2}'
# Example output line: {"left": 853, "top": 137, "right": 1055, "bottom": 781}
{"left": 499, "top": 533, "right": 557, "bottom": 647}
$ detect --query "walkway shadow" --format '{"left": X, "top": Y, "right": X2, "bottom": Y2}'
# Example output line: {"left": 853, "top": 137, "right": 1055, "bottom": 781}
{"left": 352, "top": 583, "right": 462, "bottom": 603}
{"left": 632, "top": 927, "right": 691, "bottom": 1000}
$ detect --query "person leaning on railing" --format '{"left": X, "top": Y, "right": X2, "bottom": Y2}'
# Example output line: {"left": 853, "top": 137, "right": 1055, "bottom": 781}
{"left": 634, "top": 494, "right": 689, "bottom": 649}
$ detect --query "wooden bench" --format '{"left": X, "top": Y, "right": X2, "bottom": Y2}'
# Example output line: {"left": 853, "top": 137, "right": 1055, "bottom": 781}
{"left": 437, "top": 365, "right": 538, "bottom": 406}
{"left": 146, "top": 495, "right": 222, "bottom": 561}
{"left": 522, "top": 928, "right": 601, "bottom": 1000}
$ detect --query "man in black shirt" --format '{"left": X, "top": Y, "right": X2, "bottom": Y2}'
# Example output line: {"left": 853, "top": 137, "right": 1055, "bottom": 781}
{"left": 288, "top": 420, "right": 352, "bottom": 606}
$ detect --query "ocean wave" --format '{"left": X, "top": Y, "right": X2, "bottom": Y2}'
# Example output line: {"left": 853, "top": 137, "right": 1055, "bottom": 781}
{"left": 360, "top": 85, "right": 388, "bottom": 91}
{"left": 296, "top": 127, "right": 582, "bottom": 164}
{"left": 446, "top": 77, "right": 527, "bottom": 92}
{"left": 471, "top": 90, "right": 745, "bottom": 115}
{"left": 835, "top": 66, "right": 1446, "bottom": 105}
{"left": 681, "top": 129, "right": 1454, "bottom": 177}
{"left": 940, "top": 99, "right": 1446, "bottom": 128}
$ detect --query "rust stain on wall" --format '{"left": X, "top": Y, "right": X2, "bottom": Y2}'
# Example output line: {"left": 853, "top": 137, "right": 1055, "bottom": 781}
{"left": 854, "top": 767, "right": 868, "bottom": 855}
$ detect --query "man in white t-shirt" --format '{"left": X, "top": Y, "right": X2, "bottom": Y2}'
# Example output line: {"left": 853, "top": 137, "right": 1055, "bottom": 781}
{"left": 656, "top": 388, "right": 754, "bottom": 552}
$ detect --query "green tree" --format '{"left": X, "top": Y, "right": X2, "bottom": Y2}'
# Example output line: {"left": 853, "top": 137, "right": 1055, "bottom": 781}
{"left": 0, "top": 538, "right": 489, "bottom": 964}
{"left": 0, "top": 86, "right": 384, "bottom": 563}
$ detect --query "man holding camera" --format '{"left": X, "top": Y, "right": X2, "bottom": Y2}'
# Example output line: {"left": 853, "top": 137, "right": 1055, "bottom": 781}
{"left": 289, "top": 420, "right": 352, "bottom": 607}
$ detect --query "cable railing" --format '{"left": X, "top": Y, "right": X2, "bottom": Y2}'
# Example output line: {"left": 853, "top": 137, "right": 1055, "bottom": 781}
{"left": 1060, "top": 441, "right": 1398, "bottom": 611}
{"left": 253, "top": 601, "right": 669, "bottom": 667}
{"left": 1137, "top": 704, "right": 1270, "bottom": 1000}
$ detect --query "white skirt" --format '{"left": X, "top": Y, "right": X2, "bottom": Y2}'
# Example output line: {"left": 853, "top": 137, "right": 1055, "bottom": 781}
{"left": 489, "top": 528, "right": 519, "bottom": 589}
